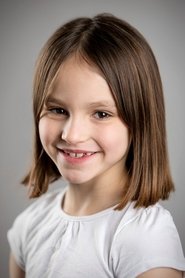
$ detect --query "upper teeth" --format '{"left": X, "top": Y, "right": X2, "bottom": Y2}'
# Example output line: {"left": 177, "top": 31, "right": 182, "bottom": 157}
{"left": 70, "top": 153, "right": 84, "bottom": 158}
{"left": 64, "top": 151, "right": 93, "bottom": 158}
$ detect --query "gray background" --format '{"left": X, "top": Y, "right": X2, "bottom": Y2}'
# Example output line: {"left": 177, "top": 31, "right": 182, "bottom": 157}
{"left": 0, "top": 0, "right": 185, "bottom": 276}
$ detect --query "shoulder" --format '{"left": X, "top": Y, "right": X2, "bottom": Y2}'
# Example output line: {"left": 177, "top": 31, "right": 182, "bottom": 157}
{"left": 12, "top": 188, "right": 63, "bottom": 225}
{"left": 11, "top": 187, "right": 65, "bottom": 230}
{"left": 111, "top": 203, "right": 185, "bottom": 277}
{"left": 114, "top": 202, "right": 178, "bottom": 241}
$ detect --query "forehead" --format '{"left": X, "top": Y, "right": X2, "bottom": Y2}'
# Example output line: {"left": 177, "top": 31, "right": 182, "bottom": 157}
{"left": 48, "top": 55, "right": 115, "bottom": 105}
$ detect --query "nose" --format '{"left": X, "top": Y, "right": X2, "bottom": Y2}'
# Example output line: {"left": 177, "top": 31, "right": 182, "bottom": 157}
{"left": 61, "top": 116, "right": 89, "bottom": 144}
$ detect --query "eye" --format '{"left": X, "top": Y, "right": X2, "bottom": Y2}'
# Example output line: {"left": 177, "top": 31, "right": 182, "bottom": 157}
{"left": 94, "top": 111, "right": 111, "bottom": 119}
{"left": 49, "top": 107, "right": 68, "bottom": 116}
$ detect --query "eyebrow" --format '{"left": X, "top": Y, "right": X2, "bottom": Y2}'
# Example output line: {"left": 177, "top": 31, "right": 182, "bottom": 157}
{"left": 87, "top": 101, "right": 116, "bottom": 109}
{"left": 45, "top": 96, "right": 64, "bottom": 105}
{"left": 45, "top": 96, "right": 116, "bottom": 109}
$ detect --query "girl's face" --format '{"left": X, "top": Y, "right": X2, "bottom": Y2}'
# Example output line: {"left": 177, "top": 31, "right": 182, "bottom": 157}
{"left": 39, "top": 56, "right": 129, "bottom": 187}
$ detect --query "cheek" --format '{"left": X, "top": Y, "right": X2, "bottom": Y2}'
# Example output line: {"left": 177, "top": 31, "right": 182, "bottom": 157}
{"left": 99, "top": 124, "right": 129, "bottom": 155}
{"left": 38, "top": 119, "right": 59, "bottom": 148}
{"left": 39, "top": 120, "right": 49, "bottom": 150}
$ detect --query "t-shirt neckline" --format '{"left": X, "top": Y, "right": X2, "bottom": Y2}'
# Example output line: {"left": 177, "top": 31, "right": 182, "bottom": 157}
{"left": 56, "top": 188, "right": 121, "bottom": 222}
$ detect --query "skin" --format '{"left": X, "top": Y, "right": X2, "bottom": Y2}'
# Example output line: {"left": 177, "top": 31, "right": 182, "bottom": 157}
{"left": 9, "top": 55, "right": 183, "bottom": 277}
{"left": 39, "top": 55, "right": 129, "bottom": 216}
{"left": 9, "top": 253, "right": 25, "bottom": 278}
{"left": 137, "top": 268, "right": 182, "bottom": 278}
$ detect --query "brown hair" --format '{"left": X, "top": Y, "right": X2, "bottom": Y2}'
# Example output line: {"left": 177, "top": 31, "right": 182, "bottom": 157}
{"left": 22, "top": 13, "right": 174, "bottom": 209}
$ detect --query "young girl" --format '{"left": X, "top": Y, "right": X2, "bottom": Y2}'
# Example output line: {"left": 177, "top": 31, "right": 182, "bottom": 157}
{"left": 8, "top": 13, "right": 185, "bottom": 278}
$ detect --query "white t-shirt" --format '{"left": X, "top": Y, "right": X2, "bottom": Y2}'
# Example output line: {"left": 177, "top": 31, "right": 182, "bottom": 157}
{"left": 8, "top": 188, "right": 185, "bottom": 278}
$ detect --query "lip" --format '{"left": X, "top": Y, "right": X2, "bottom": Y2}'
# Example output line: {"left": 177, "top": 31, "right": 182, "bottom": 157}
{"left": 57, "top": 148, "right": 98, "bottom": 164}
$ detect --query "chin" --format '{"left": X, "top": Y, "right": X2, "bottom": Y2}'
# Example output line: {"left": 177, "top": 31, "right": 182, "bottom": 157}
{"left": 61, "top": 173, "right": 91, "bottom": 185}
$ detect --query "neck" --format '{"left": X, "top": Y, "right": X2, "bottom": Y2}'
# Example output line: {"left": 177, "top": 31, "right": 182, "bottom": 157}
{"left": 62, "top": 173, "right": 127, "bottom": 216}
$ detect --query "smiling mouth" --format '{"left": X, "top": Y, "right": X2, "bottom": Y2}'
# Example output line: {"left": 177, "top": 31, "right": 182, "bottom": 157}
{"left": 62, "top": 150, "right": 95, "bottom": 158}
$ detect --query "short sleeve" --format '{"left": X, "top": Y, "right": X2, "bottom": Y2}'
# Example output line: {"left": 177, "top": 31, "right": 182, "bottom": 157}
{"left": 7, "top": 210, "right": 28, "bottom": 270}
{"left": 111, "top": 205, "right": 185, "bottom": 278}
{"left": 7, "top": 189, "right": 64, "bottom": 272}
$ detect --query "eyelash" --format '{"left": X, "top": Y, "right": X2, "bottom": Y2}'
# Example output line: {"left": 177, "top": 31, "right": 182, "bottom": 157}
{"left": 47, "top": 107, "right": 111, "bottom": 120}
{"left": 94, "top": 111, "right": 111, "bottom": 119}
{"left": 48, "top": 107, "right": 68, "bottom": 116}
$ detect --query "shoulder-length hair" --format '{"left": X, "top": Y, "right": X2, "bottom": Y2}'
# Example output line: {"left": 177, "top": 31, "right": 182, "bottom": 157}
{"left": 22, "top": 13, "right": 174, "bottom": 209}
